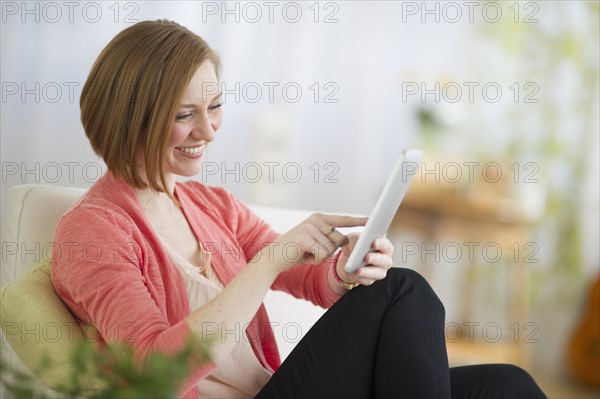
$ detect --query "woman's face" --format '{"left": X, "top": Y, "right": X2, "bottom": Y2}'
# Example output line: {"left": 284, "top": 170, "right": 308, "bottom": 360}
{"left": 165, "top": 61, "right": 222, "bottom": 178}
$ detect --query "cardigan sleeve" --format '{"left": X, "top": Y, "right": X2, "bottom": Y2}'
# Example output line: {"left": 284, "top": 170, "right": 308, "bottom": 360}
{"left": 51, "top": 202, "right": 216, "bottom": 394}
{"left": 198, "top": 185, "right": 343, "bottom": 308}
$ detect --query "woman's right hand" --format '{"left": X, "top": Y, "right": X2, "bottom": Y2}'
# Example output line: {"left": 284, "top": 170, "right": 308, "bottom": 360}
{"left": 261, "top": 213, "right": 368, "bottom": 274}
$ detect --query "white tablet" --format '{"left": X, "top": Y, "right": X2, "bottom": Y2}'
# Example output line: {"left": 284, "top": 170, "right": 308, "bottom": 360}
{"left": 344, "top": 149, "right": 423, "bottom": 274}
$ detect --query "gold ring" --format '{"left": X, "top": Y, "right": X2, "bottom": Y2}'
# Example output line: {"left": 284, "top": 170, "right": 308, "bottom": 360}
{"left": 326, "top": 226, "right": 337, "bottom": 237}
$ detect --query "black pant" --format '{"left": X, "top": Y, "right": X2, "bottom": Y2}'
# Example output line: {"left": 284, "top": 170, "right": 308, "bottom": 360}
{"left": 256, "top": 268, "right": 547, "bottom": 399}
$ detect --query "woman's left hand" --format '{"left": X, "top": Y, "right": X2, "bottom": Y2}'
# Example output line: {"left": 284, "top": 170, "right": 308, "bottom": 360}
{"left": 335, "top": 233, "right": 394, "bottom": 286}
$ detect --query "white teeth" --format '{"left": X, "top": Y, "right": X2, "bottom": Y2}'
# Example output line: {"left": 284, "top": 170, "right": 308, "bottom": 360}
{"left": 176, "top": 146, "right": 203, "bottom": 155}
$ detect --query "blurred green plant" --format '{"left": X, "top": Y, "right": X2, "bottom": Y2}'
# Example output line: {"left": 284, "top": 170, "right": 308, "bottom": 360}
{"left": 477, "top": 1, "right": 599, "bottom": 306}
{"left": 0, "top": 337, "right": 210, "bottom": 399}
{"left": 416, "top": 106, "right": 441, "bottom": 149}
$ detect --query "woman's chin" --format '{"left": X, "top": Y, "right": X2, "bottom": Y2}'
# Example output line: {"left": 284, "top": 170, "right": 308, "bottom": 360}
{"left": 178, "top": 169, "right": 202, "bottom": 178}
{"left": 169, "top": 165, "right": 204, "bottom": 178}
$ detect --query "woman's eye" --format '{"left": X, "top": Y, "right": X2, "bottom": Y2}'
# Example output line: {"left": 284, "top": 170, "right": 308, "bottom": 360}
{"left": 209, "top": 103, "right": 223, "bottom": 111}
{"left": 176, "top": 113, "right": 193, "bottom": 121}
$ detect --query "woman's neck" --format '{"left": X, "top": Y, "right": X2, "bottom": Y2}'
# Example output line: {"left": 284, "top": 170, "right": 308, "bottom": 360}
{"left": 132, "top": 170, "right": 179, "bottom": 213}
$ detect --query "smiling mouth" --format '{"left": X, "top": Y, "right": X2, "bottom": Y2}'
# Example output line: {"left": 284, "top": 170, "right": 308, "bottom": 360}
{"left": 175, "top": 145, "right": 204, "bottom": 155}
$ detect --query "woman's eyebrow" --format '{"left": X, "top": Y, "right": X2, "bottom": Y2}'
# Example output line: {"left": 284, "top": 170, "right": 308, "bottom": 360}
{"left": 180, "top": 92, "right": 222, "bottom": 109}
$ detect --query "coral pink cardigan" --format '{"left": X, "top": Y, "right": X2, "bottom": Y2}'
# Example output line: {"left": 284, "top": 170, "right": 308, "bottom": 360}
{"left": 51, "top": 172, "right": 342, "bottom": 398}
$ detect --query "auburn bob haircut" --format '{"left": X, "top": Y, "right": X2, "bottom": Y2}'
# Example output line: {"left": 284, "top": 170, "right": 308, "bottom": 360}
{"left": 80, "top": 20, "right": 221, "bottom": 199}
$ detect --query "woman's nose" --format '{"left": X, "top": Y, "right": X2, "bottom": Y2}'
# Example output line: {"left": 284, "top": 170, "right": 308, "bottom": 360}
{"left": 191, "top": 115, "right": 216, "bottom": 142}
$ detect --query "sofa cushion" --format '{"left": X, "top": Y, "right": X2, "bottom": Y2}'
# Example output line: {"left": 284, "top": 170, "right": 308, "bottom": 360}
{"left": 0, "top": 258, "right": 103, "bottom": 391}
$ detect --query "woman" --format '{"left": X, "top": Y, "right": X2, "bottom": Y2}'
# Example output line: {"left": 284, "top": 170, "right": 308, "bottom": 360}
{"left": 51, "top": 20, "right": 546, "bottom": 398}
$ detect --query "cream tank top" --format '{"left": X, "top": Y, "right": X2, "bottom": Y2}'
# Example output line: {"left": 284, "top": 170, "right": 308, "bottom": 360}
{"left": 159, "top": 238, "right": 272, "bottom": 398}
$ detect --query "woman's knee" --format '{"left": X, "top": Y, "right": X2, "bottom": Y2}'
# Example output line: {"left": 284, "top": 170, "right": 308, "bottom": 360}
{"left": 385, "top": 267, "right": 445, "bottom": 317}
